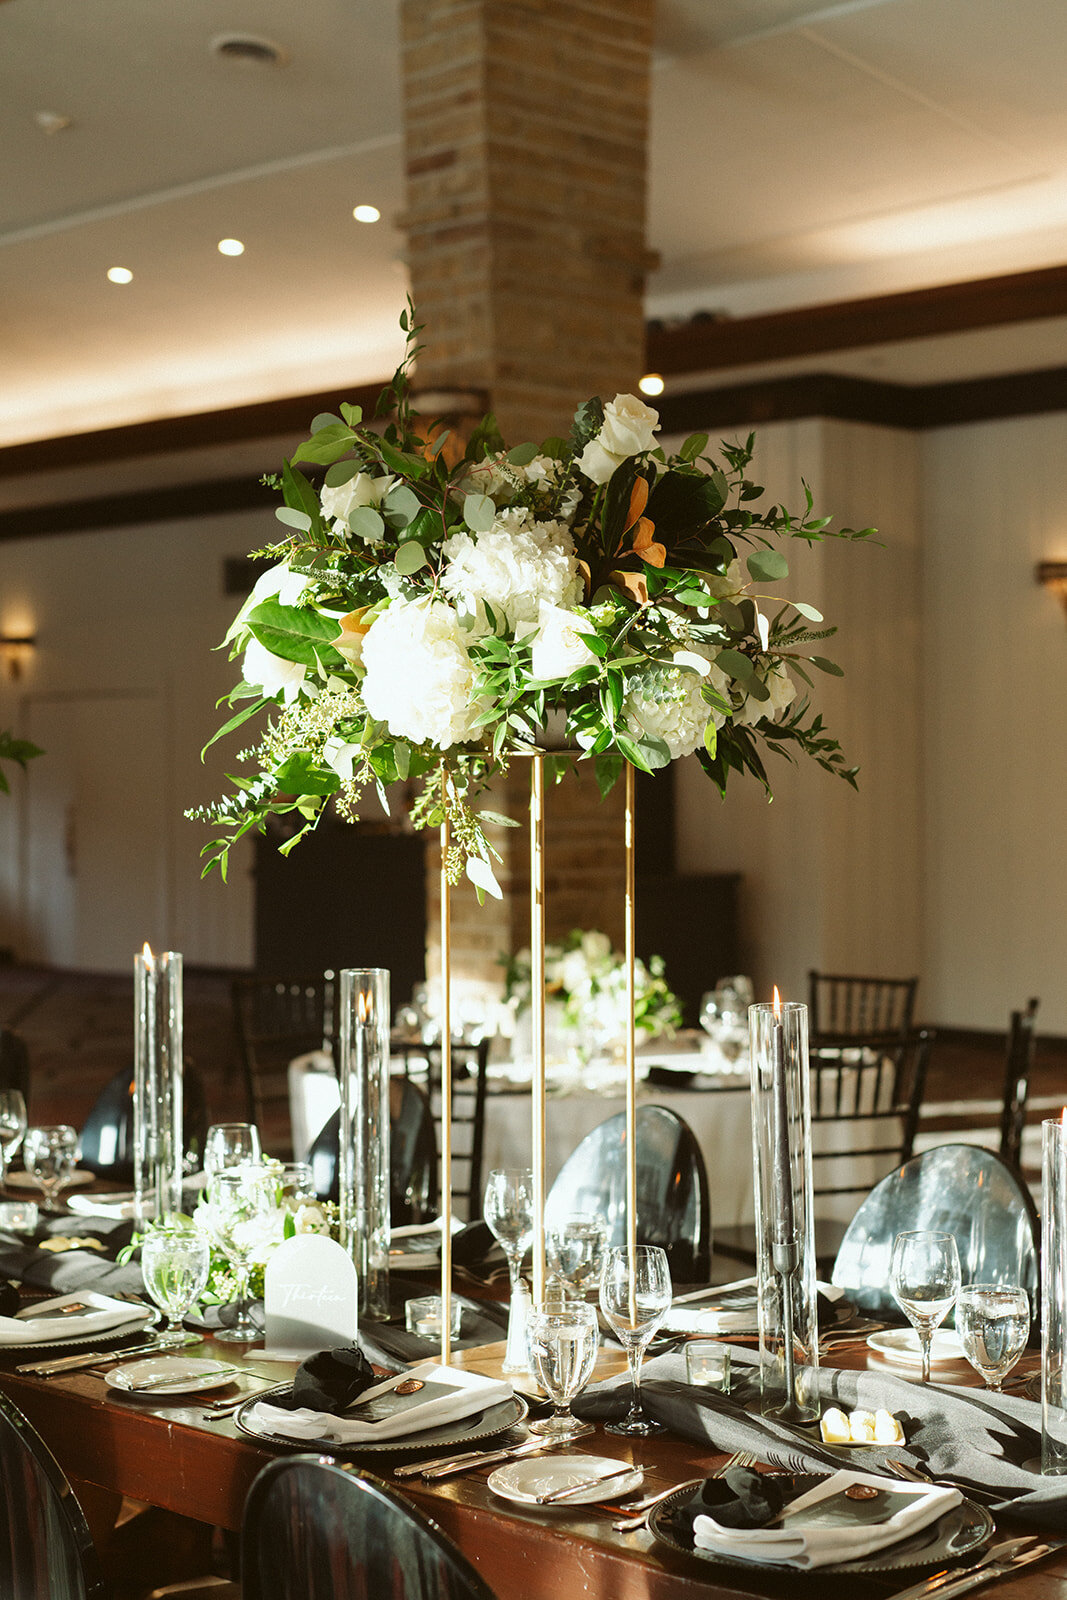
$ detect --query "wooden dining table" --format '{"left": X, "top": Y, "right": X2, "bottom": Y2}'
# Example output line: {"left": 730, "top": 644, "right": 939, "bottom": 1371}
{"left": 1, "top": 1330, "right": 1064, "bottom": 1600}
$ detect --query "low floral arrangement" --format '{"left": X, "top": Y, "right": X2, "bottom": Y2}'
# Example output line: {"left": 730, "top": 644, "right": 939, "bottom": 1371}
{"left": 193, "top": 308, "right": 872, "bottom": 893}
{"left": 503, "top": 928, "right": 682, "bottom": 1047}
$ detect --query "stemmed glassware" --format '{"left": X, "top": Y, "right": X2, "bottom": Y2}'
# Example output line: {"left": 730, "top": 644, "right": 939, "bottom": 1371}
{"left": 23, "top": 1124, "right": 80, "bottom": 1212}
{"left": 599, "top": 1243, "right": 672, "bottom": 1435}
{"left": 141, "top": 1226, "right": 211, "bottom": 1347}
{"left": 203, "top": 1122, "right": 261, "bottom": 1177}
{"left": 956, "top": 1283, "right": 1030, "bottom": 1392}
{"left": 528, "top": 1301, "right": 599, "bottom": 1437}
{"left": 889, "top": 1229, "right": 961, "bottom": 1383}
{"left": 0, "top": 1090, "right": 27, "bottom": 1185}
{"left": 207, "top": 1166, "right": 276, "bottom": 1344}
{"left": 546, "top": 1213, "right": 609, "bottom": 1301}
{"left": 483, "top": 1168, "right": 534, "bottom": 1373}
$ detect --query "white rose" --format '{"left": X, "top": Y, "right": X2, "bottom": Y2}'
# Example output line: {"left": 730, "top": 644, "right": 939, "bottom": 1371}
{"left": 454, "top": 456, "right": 519, "bottom": 503}
{"left": 581, "top": 930, "right": 612, "bottom": 964}
{"left": 361, "top": 598, "right": 482, "bottom": 749}
{"left": 293, "top": 1203, "right": 331, "bottom": 1235}
{"left": 599, "top": 394, "right": 660, "bottom": 457}
{"left": 319, "top": 472, "right": 394, "bottom": 533}
{"left": 531, "top": 602, "right": 598, "bottom": 681}
{"left": 242, "top": 636, "right": 306, "bottom": 703}
{"left": 734, "top": 662, "right": 797, "bottom": 727}
{"left": 576, "top": 437, "right": 623, "bottom": 486}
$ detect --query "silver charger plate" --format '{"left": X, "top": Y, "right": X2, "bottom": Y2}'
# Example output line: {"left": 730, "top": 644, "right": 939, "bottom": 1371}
{"left": 233, "top": 1383, "right": 528, "bottom": 1456}
{"left": 0, "top": 1313, "right": 159, "bottom": 1357}
{"left": 647, "top": 1473, "right": 993, "bottom": 1577}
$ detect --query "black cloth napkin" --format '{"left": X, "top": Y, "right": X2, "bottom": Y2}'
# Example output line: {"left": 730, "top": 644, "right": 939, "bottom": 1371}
{"left": 669, "top": 1468, "right": 790, "bottom": 1541}
{"left": 572, "top": 1345, "right": 1067, "bottom": 1532}
{"left": 275, "top": 1345, "right": 379, "bottom": 1413}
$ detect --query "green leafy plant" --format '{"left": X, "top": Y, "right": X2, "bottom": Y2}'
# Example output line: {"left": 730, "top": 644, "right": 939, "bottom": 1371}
{"left": 0, "top": 731, "right": 42, "bottom": 795}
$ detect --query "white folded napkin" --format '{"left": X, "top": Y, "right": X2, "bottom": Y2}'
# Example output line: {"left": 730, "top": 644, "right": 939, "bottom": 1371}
{"left": 248, "top": 1361, "right": 513, "bottom": 1444}
{"left": 664, "top": 1279, "right": 846, "bottom": 1335}
{"left": 0, "top": 1292, "right": 151, "bottom": 1345}
{"left": 67, "top": 1193, "right": 137, "bottom": 1221}
{"left": 694, "top": 1469, "right": 960, "bottom": 1569}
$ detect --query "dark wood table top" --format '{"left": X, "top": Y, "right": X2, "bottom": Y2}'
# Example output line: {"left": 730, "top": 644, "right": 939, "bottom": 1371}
{"left": 0, "top": 1333, "right": 1063, "bottom": 1600}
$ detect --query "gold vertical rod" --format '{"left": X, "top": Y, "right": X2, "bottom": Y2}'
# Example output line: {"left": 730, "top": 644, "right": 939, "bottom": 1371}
{"left": 531, "top": 754, "right": 547, "bottom": 1308}
{"left": 624, "top": 761, "right": 638, "bottom": 1314}
{"left": 439, "top": 791, "right": 453, "bottom": 1366}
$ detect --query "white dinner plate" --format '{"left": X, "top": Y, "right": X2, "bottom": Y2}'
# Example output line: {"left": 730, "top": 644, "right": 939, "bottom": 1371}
{"left": 867, "top": 1329, "right": 965, "bottom": 1366}
{"left": 106, "top": 1357, "right": 240, "bottom": 1396}
{"left": 4, "top": 1169, "right": 94, "bottom": 1192}
{"left": 488, "top": 1454, "right": 642, "bottom": 1507}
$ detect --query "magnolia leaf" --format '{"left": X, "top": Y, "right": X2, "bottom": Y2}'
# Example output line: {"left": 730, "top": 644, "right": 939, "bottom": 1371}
{"left": 247, "top": 599, "right": 344, "bottom": 666}
{"left": 463, "top": 492, "right": 496, "bottom": 533}
{"left": 478, "top": 809, "right": 520, "bottom": 830}
{"left": 793, "top": 600, "right": 824, "bottom": 622}
{"left": 506, "top": 441, "right": 538, "bottom": 466}
{"left": 811, "top": 655, "right": 845, "bottom": 676}
{"left": 395, "top": 540, "right": 428, "bottom": 576}
{"left": 716, "top": 648, "right": 755, "bottom": 683}
{"left": 273, "top": 753, "right": 340, "bottom": 796}
{"left": 275, "top": 506, "right": 312, "bottom": 533}
{"left": 466, "top": 854, "right": 503, "bottom": 900}
{"left": 349, "top": 506, "right": 384, "bottom": 541}
{"left": 614, "top": 732, "right": 654, "bottom": 774}
{"left": 746, "top": 549, "right": 789, "bottom": 583}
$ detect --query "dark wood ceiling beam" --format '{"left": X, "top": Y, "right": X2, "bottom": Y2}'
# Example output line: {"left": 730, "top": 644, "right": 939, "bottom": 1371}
{"left": 646, "top": 263, "right": 1067, "bottom": 374}
{"left": 0, "top": 476, "right": 276, "bottom": 540}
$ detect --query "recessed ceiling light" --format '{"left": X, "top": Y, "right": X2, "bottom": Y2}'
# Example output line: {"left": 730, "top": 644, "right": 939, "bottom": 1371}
{"left": 218, "top": 239, "right": 245, "bottom": 257}
{"left": 353, "top": 205, "right": 381, "bottom": 225}
{"left": 107, "top": 267, "right": 133, "bottom": 285}
{"left": 34, "top": 111, "right": 73, "bottom": 135}
{"left": 639, "top": 372, "right": 665, "bottom": 397}
{"left": 209, "top": 33, "right": 289, "bottom": 68}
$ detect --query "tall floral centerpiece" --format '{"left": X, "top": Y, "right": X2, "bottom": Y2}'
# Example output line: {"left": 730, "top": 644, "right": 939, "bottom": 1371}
{"left": 195, "top": 308, "right": 873, "bottom": 1350}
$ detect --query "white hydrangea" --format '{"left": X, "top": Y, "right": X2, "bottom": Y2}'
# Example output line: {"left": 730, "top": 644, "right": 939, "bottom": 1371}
{"left": 441, "top": 508, "right": 581, "bottom": 636}
{"left": 361, "top": 598, "right": 482, "bottom": 749}
{"left": 734, "top": 661, "right": 797, "bottom": 727}
{"left": 624, "top": 652, "right": 732, "bottom": 760}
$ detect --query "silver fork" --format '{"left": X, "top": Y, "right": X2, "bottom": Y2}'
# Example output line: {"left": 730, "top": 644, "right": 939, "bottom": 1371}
{"left": 611, "top": 1448, "right": 759, "bottom": 1533}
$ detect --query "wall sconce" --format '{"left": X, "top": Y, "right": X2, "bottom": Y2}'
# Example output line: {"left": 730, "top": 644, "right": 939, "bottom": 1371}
{"left": 0, "top": 633, "right": 36, "bottom": 681}
{"left": 1036, "top": 562, "right": 1067, "bottom": 620}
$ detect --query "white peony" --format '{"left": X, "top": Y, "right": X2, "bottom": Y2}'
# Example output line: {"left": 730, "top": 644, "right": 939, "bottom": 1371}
{"left": 734, "top": 661, "right": 797, "bottom": 727}
{"left": 361, "top": 598, "right": 482, "bottom": 749}
{"left": 441, "top": 509, "right": 581, "bottom": 636}
{"left": 531, "top": 602, "right": 598, "bottom": 681}
{"left": 624, "top": 652, "right": 731, "bottom": 760}
{"left": 242, "top": 636, "right": 307, "bottom": 703}
{"left": 319, "top": 472, "right": 394, "bottom": 536}
{"left": 577, "top": 394, "right": 660, "bottom": 485}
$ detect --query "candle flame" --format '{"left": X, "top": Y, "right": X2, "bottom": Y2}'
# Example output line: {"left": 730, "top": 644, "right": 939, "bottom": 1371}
{"left": 772, "top": 985, "right": 782, "bottom": 1019}
{"left": 358, "top": 990, "right": 372, "bottom": 1025}
{"left": 1062, "top": 1106, "right": 1067, "bottom": 1130}
{"left": 142, "top": 942, "right": 154, "bottom": 969}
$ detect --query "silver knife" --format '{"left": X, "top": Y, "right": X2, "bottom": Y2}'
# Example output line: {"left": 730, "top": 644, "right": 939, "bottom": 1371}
{"left": 536, "top": 1466, "right": 636, "bottom": 1505}
{"left": 418, "top": 1436, "right": 569, "bottom": 1481}
{"left": 17, "top": 1333, "right": 201, "bottom": 1376}
{"left": 884, "top": 1538, "right": 1047, "bottom": 1600}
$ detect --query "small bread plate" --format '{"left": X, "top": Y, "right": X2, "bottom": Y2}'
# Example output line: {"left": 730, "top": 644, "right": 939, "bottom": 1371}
{"left": 647, "top": 1474, "right": 993, "bottom": 1577}
{"left": 106, "top": 1357, "right": 241, "bottom": 1397}
{"left": 488, "top": 1454, "right": 643, "bottom": 1508}
{"left": 867, "top": 1329, "right": 965, "bottom": 1368}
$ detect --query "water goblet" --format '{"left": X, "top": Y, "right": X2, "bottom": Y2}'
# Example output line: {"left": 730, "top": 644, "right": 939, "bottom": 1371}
{"left": 546, "top": 1213, "right": 609, "bottom": 1300}
{"left": 599, "top": 1243, "right": 672, "bottom": 1435}
{"left": 889, "top": 1229, "right": 961, "bottom": 1383}
{"left": 0, "top": 1090, "right": 27, "bottom": 1185}
{"left": 483, "top": 1168, "right": 534, "bottom": 1373}
{"left": 23, "top": 1124, "right": 80, "bottom": 1212}
{"left": 528, "top": 1301, "right": 600, "bottom": 1438}
{"left": 204, "top": 1122, "right": 262, "bottom": 1178}
{"left": 141, "top": 1226, "right": 211, "bottom": 1347}
{"left": 208, "top": 1166, "right": 276, "bottom": 1344}
{"left": 956, "top": 1283, "right": 1030, "bottom": 1392}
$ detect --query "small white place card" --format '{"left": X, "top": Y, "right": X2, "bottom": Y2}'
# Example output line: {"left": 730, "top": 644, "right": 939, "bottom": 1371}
{"left": 264, "top": 1235, "right": 358, "bottom": 1359}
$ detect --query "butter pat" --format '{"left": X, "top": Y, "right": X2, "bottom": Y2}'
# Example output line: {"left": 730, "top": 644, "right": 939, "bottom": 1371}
{"left": 819, "top": 1406, "right": 904, "bottom": 1445}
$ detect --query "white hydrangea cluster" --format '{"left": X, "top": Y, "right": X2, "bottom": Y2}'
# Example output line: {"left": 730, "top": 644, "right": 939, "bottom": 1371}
{"left": 441, "top": 508, "right": 581, "bottom": 636}
{"left": 734, "top": 661, "right": 797, "bottom": 727}
{"left": 361, "top": 598, "right": 481, "bottom": 749}
{"left": 624, "top": 653, "right": 732, "bottom": 760}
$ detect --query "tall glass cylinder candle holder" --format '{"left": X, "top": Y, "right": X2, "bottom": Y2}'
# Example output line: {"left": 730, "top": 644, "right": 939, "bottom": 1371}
{"left": 1042, "top": 1114, "right": 1067, "bottom": 1474}
{"left": 134, "top": 947, "right": 184, "bottom": 1227}
{"left": 338, "top": 968, "right": 391, "bottom": 1320}
{"left": 749, "top": 998, "right": 820, "bottom": 1422}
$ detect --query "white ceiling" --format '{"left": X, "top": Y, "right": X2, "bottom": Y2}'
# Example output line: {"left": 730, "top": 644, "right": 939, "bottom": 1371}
{"left": 3, "top": 0, "right": 1067, "bottom": 448}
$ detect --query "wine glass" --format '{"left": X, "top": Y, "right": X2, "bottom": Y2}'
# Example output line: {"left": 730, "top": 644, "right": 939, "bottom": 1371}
{"left": 599, "top": 1243, "right": 672, "bottom": 1435}
{"left": 207, "top": 1166, "right": 276, "bottom": 1344}
{"left": 956, "top": 1283, "right": 1030, "bottom": 1392}
{"left": 889, "top": 1229, "right": 961, "bottom": 1383}
{"left": 141, "top": 1226, "right": 211, "bottom": 1347}
{"left": 23, "top": 1124, "right": 80, "bottom": 1212}
{"left": 483, "top": 1168, "right": 534, "bottom": 1373}
{"left": 203, "top": 1122, "right": 262, "bottom": 1177}
{"left": 546, "top": 1213, "right": 609, "bottom": 1300}
{"left": 528, "top": 1301, "right": 600, "bottom": 1437}
{"left": 0, "top": 1090, "right": 27, "bottom": 1185}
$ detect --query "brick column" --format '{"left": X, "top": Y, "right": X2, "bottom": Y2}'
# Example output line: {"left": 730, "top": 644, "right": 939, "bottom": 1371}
{"left": 401, "top": 0, "right": 654, "bottom": 992}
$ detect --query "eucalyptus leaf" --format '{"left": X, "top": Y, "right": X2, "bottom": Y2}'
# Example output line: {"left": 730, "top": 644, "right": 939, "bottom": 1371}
{"left": 793, "top": 600, "right": 824, "bottom": 622}
{"left": 466, "top": 855, "right": 503, "bottom": 899}
{"left": 339, "top": 402, "right": 363, "bottom": 427}
{"left": 275, "top": 506, "right": 312, "bottom": 533}
{"left": 311, "top": 412, "right": 344, "bottom": 433}
{"left": 811, "top": 656, "right": 845, "bottom": 676}
{"left": 463, "top": 492, "right": 496, "bottom": 533}
{"left": 349, "top": 506, "right": 385, "bottom": 541}
{"left": 394, "top": 540, "right": 428, "bottom": 576}
{"left": 715, "top": 648, "right": 755, "bottom": 683}
{"left": 506, "top": 441, "right": 538, "bottom": 466}
{"left": 746, "top": 549, "right": 789, "bottom": 582}
{"left": 383, "top": 485, "right": 422, "bottom": 526}
{"left": 324, "top": 459, "right": 365, "bottom": 488}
